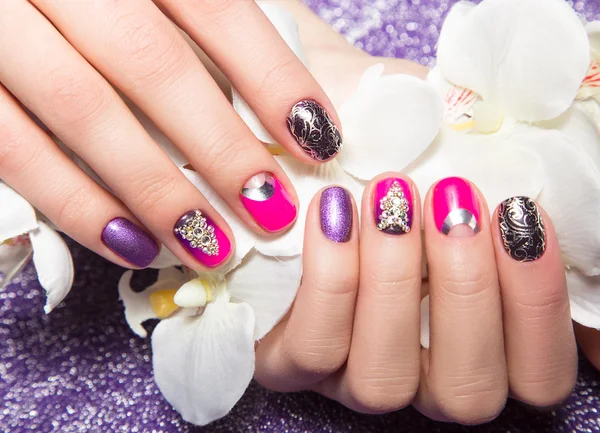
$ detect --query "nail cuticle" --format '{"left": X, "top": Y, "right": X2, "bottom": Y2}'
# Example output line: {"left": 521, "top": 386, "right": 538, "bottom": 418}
{"left": 320, "top": 186, "right": 352, "bottom": 243}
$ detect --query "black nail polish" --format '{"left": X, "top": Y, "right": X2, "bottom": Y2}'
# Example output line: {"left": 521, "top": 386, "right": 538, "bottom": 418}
{"left": 287, "top": 100, "right": 342, "bottom": 161}
{"left": 498, "top": 196, "right": 546, "bottom": 262}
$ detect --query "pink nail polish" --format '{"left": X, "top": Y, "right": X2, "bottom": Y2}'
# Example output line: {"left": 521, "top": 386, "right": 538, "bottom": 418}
{"left": 374, "top": 178, "right": 412, "bottom": 235}
{"left": 173, "top": 210, "right": 232, "bottom": 268}
{"left": 240, "top": 173, "right": 297, "bottom": 232}
{"left": 433, "top": 177, "right": 481, "bottom": 235}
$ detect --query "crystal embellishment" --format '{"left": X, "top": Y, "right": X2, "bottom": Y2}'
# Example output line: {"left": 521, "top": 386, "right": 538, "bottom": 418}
{"left": 174, "top": 210, "right": 219, "bottom": 256}
{"left": 377, "top": 181, "right": 411, "bottom": 234}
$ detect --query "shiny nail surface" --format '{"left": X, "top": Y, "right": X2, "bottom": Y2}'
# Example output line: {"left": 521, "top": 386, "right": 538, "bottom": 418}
{"left": 433, "top": 177, "right": 481, "bottom": 235}
{"left": 498, "top": 196, "right": 546, "bottom": 262}
{"left": 320, "top": 187, "right": 352, "bottom": 242}
{"left": 174, "top": 210, "right": 231, "bottom": 268}
{"left": 101, "top": 217, "right": 158, "bottom": 268}
{"left": 240, "top": 173, "right": 297, "bottom": 232}
{"left": 287, "top": 100, "right": 342, "bottom": 161}
{"left": 375, "top": 178, "right": 412, "bottom": 235}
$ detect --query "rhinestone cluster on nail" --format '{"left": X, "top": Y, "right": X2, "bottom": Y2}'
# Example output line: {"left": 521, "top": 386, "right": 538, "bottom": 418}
{"left": 378, "top": 181, "right": 411, "bottom": 233}
{"left": 174, "top": 210, "right": 219, "bottom": 256}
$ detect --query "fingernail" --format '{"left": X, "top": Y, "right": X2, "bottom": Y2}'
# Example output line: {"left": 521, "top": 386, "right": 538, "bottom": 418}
{"left": 101, "top": 217, "right": 159, "bottom": 268}
{"left": 374, "top": 178, "right": 412, "bottom": 235}
{"left": 240, "top": 172, "right": 297, "bottom": 232}
{"left": 498, "top": 196, "right": 546, "bottom": 262}
{"left": 433, "top": 177, "right": 481, "bottom": 236}
{"left": 173, "top": 210, "right": 231, "bottom": 268}
{"left": 320, "top": 186, "right": 352, "bottom": 243}
{"left": 287, "top": 100, "right": 342, "bottom": 161}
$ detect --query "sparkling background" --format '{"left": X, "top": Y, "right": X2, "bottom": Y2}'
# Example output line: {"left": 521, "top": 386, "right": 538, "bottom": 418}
{"left": 3, "top": 1, "right": 600, "bottom": 432}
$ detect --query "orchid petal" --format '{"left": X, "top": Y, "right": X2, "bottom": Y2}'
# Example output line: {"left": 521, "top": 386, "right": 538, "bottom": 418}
{"left": 181, "top": 168, "right": 255, "bottom": 271}
{"left": 119, "top": 267, "right": 192, "bottom": 337}
{"left": 254, "top": 156, "right": 364, "bottom": 257}
{"left": 567, "top": 269, "right": 600, "bottom": 329}
{"left": 437, "top": 0, "right": 589, "bottom": 122}
{"left": 227, "top": 251, "right": 302, "bottom": 340}
{"left": 527, "top": 131, "right": 600, "bottom": 275}
{"left": 152, "top": 299, "right": 255, "bottom": 426}
{"left": 336, "top": 64, "right": 444, "bottom": 180}
{"left": 587, "top": 21, "right": 600, "bottom": 57}
{"left": 232, "top": 3, "right": 305, "bottom": 144}
{"left": 150, "top": 246, "right": 182, "bottom": 269}
{"left": 406, "top": 127, "right": 544, "bottom": 210}
{"left": 0, "top": 236, "right": 32, "bottom": 289}
{"left": 0, "top": 182, "right": 38, "bottom": 243}
{"left": 29, "top": 222, "right": 74, "bottom": 314}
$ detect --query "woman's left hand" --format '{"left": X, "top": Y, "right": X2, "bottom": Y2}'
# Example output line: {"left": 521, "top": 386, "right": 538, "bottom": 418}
{"left": 254, "top": 174, "right": 578, "bottom": 425}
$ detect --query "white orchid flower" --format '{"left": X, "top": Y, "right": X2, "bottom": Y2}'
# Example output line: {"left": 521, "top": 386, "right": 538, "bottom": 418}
{"left": 119, "top": 250, "right": 301, "bottom": 426}
{"left": 0, "top": 182, "right": 73, "bottom": 313}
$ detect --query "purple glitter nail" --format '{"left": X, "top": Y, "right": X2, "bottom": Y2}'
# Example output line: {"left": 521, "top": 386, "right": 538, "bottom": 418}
{"left": 101, "top": 218, "right": 159, "bottom": 268}
{"left": 320, "top": 186, "right": 352, "bottom": 243}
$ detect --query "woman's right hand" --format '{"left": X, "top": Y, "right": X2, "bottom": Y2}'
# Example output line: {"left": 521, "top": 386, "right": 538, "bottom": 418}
{"left": 0, "top": 0, "right": 342, "bottom": 270}
{"left": 255, "top": 174, "right": 578, "bottom": 425}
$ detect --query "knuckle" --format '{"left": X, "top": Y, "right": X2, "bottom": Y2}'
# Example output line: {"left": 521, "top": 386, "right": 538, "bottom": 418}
{"left": 512, "top": 368, "right": 576, "bottom": 408}
{"left": 54, "top": 184, "right": 101, "bottom": 233}
{"left": 347, "top": 373, "right": 418, "bottom": 414}
{"left": 112, "top": 12, "right": 188, "bottom": 86}
{"left": 129, "top": 170, "right": 179, "bottom": 213}
{"left": 438, "top": 264, "right": 497, "bottom": 299}
{"left": 433, "top": 371, "right": 507, "bottom": 425}
{"left": 194, "top": 126, "right": 248, "bottom": 177}
{"left": 513, "top": 289, "right": 568, "bottom": 322}
{"left": 0, "top": 122, "right": 39, "bottom": 176}
{"left": 168, "top": 0, "right": 235, "bottom": 17}
{"left": 254, "top": 57, "right": 299, "bottom": 100}
{"left": 283, "top": 334, "right": 349, "bottom": 378}
{"left": 43, "top": 69, "right": 111, "bottom": 128}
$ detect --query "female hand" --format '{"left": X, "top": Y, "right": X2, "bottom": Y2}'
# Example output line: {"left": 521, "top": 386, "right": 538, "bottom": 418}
{"left": 255, "top": 174, "right": 578, "bottom": 425}
{"left": 0, "top": 0, "right": 342, "bottom": 270}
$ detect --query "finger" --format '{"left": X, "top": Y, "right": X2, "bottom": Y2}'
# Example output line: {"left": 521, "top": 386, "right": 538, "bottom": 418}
{"left": 575, "top": 323, "right": 600, "bottom": 371}
{"left": 315, "top": 175, "right": 422, "bottom": 414}
{"left": 493, "top": 197, "right": 577, "bottom": 406}
{"left": 157, "top": 0, "right": 343, "bottom": 162}
{"left": 32, "top": 0, "right": 298, "bottom": 234}
{"left": 255, "top": 186, "right": 359, "bottom": 391}
{"left": 0, "top": 84, "right": 159, "bottom": 268}
{"left": 0, "top": 1, "right": 233, "bottom": 269}
{"left": 417, "top": 177, "right": 507, "bottom": 425}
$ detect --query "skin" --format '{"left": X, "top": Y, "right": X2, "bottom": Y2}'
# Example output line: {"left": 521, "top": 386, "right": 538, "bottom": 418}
{"left": 256, "top": 175, "right": 578, "bottom": 424}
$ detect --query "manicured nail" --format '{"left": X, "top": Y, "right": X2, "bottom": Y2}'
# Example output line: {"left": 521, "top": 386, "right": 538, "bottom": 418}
{"left": 173, "top": 210, "right": 231, "bottom": 268}
{"left": 287, "top": 100, "right": 342, "bottom": 161}
{"left": 240, "top": 172, "right": 297, "bottom": 232}
{"left": 498, "top": 196, "right": 546, "bottom": 262}
{"left": 101, "top": 217, "right": 159, "bottom": 268}
{"left": 433, "top": 177, "right": 481, "bottom": 236}
{"left": 375, "top": 178, "right": 412, "bottom": 235}
{"left": 320, "top": 186, "right": 352, "bottom": 243}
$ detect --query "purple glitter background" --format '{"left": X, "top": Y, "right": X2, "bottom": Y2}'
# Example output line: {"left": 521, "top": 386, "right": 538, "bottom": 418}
{"left": 3, "top": 1, "right": 600, "bottom": 432}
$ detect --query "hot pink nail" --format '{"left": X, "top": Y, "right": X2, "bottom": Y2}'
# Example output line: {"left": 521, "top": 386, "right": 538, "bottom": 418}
{"left": 433, "top": 177, "right": 481, "bottom": 235}
{"left": 374, "top": 178, "right": 412, "bottom": 235}
{"left": 240, "top": 173, "right": 297, "bottom": 232}
{"left": 173, "top": 210, "right": 232, "bottom": 268}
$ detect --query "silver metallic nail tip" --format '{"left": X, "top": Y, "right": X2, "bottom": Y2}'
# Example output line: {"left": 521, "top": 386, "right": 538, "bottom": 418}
{"left": 241, "top": 174, "right": 275, "bottom": 201}
{"left": 441, "top": 208, "right": 480, "bottom": 235}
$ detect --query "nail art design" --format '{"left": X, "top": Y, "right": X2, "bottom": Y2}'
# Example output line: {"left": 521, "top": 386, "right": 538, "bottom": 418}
{"left": 433, "top": 177, "right": 481, "bottom": 235}
{"left": 287, "top": 100, "right": 342, "bottom": 161}
{"left": 498, "top": 196, "right": 546, "bottom": 262}
{"left": 240, "top": 173, "right": 297, "bottom": 232}
{"left": 101, "top": 217, "right": 159, "bottom": 268}
{"left": 375, "top": 178, "right": 412, "bottom": 235}
{"left": 174, "top": 210, "right": 231, "bottom": 268}
{"left": 320, "top": 186, "right": 352, "bottom": 243}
